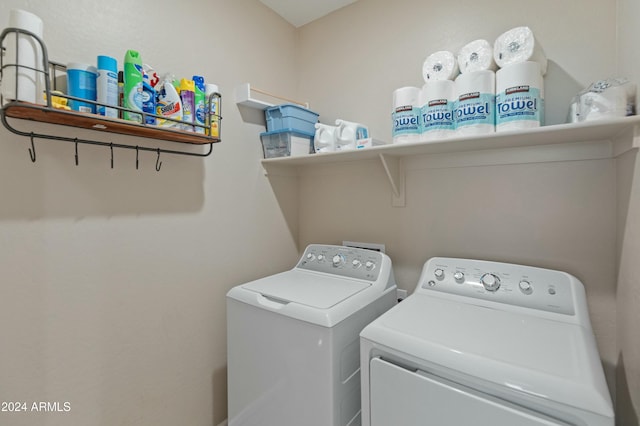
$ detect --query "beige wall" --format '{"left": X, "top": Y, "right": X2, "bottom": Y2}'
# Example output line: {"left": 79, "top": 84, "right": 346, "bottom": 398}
{"left": 1, "top": 0, "right": 638, "bottom": 425}
{"left": 295, "top": 0, "right": 634, "bottom": 424}
{"left": 0, "top": 1, "right": 300, "bottom": 425}
{"left": 617, "top": 0, "right": 640, "bottom": 423}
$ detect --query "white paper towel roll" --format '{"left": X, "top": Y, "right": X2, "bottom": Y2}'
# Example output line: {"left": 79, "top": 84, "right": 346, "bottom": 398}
{"left": 457, "top": 39, "right": 497, "bottom": 74}
{"left": 393, "top": 86, "right": 421, "bottom": 143}
{"left": 422, "top": 51, "right": 459, "bottom": 82}
{"left": 2, "top": 9, "right": 45, "bottom": 104}
{"left": 454, "top": 70, "right": 496, "bottom": 136}
{"left": 420, "top": 80, "right": 455, "bottom": 141}
{"left": 495, "top": 61, "right": 544, "bottom": 131}
{"left": 494, "top": 26, "right": 547, "bottom": 75}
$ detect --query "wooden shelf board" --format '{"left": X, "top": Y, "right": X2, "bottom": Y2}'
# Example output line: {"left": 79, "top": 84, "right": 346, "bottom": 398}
{"left": 2, "top": 102, "right": 220, "bottom": 145}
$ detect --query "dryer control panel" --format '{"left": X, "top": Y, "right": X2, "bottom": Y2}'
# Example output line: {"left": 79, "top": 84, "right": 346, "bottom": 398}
{"left": 297, "top": 244, "right": 384, "bottom": 282}
{"left": 417, "top": 257, "right": 588, "bottom": 319}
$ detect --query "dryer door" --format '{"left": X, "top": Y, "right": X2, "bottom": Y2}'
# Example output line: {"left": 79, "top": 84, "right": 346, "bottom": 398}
{"left": 369, "top": 357, "right": 572, "bottom": 426}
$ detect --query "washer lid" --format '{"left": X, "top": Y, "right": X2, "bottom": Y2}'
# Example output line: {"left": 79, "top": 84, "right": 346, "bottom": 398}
{"left": 241, "top": 269, "right": 370, "bottom": 309}
{"left": 361, "top": 293, "right": 614, "bottom": 420}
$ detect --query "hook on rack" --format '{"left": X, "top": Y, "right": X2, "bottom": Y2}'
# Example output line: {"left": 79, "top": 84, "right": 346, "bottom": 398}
{"left": 155, "top": 148, "right": 162, "bottom": 172}
{"left": 74, "top": 138, "right": 79, "bottom": 166}
{"left": 28, "top": 133, "right": 36, "bottom": 162}
{"left": 110, "top": 143, "right": 114, "bottom": 169}
{"left": 135, "top": 146, "right": 139, "bottom": 170}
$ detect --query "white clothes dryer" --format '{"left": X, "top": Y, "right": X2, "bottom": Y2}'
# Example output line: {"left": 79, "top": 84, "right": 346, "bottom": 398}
{"left": 360, "top": 257, "right": 614, "bottom": 426}
{"left": 227, "top": 244, "right": 397, "bottom": 426}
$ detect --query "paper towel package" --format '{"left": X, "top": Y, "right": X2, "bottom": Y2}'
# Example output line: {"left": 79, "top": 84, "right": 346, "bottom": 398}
{"left": 572, "top": 78, "right": 637, "bottom": 122}
{"left": 457, "top": 39, "right": 497, "bottom": 74}
{"left": 454, "top": 70, "right": 496, "bottom": 136}
{"left": 420, "top": 80, "right": 456, "bottom": 141}
{"left": 494, "top": 26, "right": 548, "bottom": 75}
{"left": 1, "top": 9, "right": 45, "bottom": 104}
{"left": 495, "top": 61, "right": 544, "bottom": 131}
{"left": 392, "top": 86, "right": 421, "bottom": 143}
{"left": 422, "top": 51, "right": 460, "bottom": 82}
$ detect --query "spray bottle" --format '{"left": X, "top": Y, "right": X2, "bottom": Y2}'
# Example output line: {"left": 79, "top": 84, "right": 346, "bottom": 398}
{"left": 123, "top": 50, "right": 143, "bottom": 122}
{"left": 193, "top": 76, "right": 206, "bottom": 134}
{"left": 179, "top": 78, "right": 195, "bottom": 132}
{"left": 156, "top": 74, "right": 183, "bottom": 128}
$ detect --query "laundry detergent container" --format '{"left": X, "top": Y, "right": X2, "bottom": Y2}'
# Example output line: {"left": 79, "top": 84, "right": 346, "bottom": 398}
{"left": 227, "top": 244, "right": 397, "bottom": 426}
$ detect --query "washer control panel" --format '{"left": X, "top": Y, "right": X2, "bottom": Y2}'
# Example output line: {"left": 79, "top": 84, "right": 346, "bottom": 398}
{"left": 418, "top": 257, "right": 578, "bottom": 315}
{"left": 297, "top": 244, "right": 383, "bottom": 282}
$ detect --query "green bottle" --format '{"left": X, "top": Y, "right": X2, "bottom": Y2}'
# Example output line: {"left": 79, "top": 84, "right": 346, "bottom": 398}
{"left": 123, "top": 49, "right": 143, "bottom": 123}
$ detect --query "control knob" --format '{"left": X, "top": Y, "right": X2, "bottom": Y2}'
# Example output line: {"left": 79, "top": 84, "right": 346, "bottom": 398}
{"left": 480, "top": 273, "right": 501, "bottom": 292}
{"left": 434, "top": 268, "right": 445, "bottom": 280}
{"left": 519, "top": 280, "right": 532, "bottom": 294}
{"left": 365, "top": 261, "right": 376, "bottom": 271}
{"left": 453, "top": 271, "right": 465, "bottom": 283}
{"left": 332, "top": 254, "right": 345, "bottom": 267}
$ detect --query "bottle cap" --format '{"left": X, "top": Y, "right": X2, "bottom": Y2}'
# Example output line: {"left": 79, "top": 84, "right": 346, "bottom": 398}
{"left": 97, "top": 55, "right": 117, "bottom": 72}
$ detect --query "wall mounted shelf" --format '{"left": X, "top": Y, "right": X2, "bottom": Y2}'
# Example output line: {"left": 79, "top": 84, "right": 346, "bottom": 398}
{"left": 261, "top": 116, "right": 640, "bottom": 206}
{"left": 0, "top": 27, "right": 222, "bottom": 168}
{"left": 2, "top": 101, "right": 219, "bottom": 145}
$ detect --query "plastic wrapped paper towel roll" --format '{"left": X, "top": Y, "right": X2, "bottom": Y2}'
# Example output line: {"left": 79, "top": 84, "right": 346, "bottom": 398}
{"left": 454, "top": 70, "right": 496, "bottom": 136}
{"left": 422, "top": 51, "right": 459, "bottom": 82}
{"left": 575, "top": 78, "right": 637, "bottom": 122}
{"left": 420, "top": 80, "right": 456, "bottom": 141}
{"left": 392, "top": 87, "right": 421, "bottom": 143}
{"left": 1, "top": 9, "right": 44, "bottom": 104}
{"left": 494, "top": 26, "right": 547, "bottom": 75}
{"left": 495, "top": 61, "right": 544, "bottom": 131}
{"left": 457, "top": 39, "right": 497, "bottom": 74}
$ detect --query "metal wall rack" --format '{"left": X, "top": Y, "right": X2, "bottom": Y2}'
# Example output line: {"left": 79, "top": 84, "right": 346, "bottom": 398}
{"left": 0, "top": 27, "right": 222, "bottom": 170}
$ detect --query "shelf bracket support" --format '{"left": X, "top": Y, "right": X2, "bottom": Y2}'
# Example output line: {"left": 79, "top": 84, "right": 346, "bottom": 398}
{"left": 379, "top": 153, "right": 405, "bottom": 207}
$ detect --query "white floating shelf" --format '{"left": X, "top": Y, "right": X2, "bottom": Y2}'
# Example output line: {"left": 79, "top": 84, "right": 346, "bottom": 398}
{"left": 235, "top": 83, "right": 309, "bottom": 110}
{"left": 261, "top": 116, "right": 640, "bottom": 207}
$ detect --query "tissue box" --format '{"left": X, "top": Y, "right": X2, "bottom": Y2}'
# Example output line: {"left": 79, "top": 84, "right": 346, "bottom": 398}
{"left": 265, "top": 103, "right": 319, "bottom": 134}
{"left": 260, "top": 128, "right": 315, "bottom": 158}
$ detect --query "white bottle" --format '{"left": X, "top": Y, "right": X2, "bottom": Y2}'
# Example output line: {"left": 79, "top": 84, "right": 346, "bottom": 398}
{"left": 96, "top": 55, "right": 118, "bottom": 117}
{"left": 314, "top": 123, "right": 336, "bottom": 153}
{"left": 335, "top": 119, "right": 368, "bottom": 151}
{"left": 156, "top": 75, "right": 183, "bottom": 128}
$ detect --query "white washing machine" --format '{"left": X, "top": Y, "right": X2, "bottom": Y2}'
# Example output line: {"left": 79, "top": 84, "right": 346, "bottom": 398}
{"left": 227, "top": 244, "right": 397, "bottom": 426}
{"left": 360, "top": 257, "right": 614, "bottom": 426}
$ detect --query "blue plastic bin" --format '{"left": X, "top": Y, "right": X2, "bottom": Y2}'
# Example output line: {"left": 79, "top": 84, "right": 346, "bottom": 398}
{"left": 265, "top": 103, "right": 319, "bottom": 134}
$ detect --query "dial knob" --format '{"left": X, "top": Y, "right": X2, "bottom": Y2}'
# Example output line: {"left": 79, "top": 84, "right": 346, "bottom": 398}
{"left": 519, "top": 280, "right": 532, "bottom": 294}
{"left": 434, "top": 268, "right": 445, "bottom": 280}
{"left": 317, "top": 254, "right": 325, "bottom": 261}
{"left": 352, "top": 259, "right": 362, "bottom": 268}
{"left": 480, "top": 273, "right": 501, "bottom": 292}
{"left": 306, "top": 253, "right": 316, "bottom": 261}
{"left": 332, "top": 254, "right": 345, "bottom": 267}
{"left": 453, "top": 271, "right": 465, "bottom": 283}
{"left": 365, "top": 261, "right": 375, "bottom": 271}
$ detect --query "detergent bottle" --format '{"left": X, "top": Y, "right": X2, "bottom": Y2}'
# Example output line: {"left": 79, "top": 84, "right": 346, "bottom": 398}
{"left": 334, "top": 119, "right": 368, "bottom": 151}
{"left": 156, "top": 74, "right": 183, "bottom": 128}
{"left": 314, "top": 123, "right": 337, "bottom": 153}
